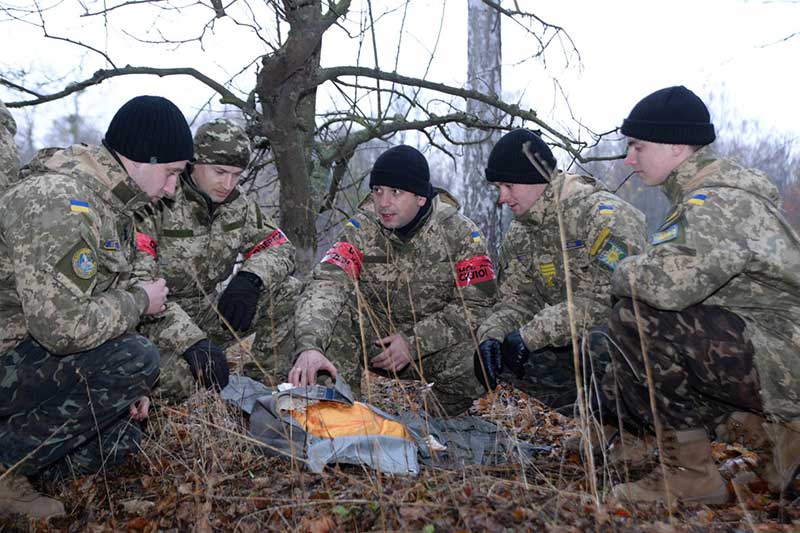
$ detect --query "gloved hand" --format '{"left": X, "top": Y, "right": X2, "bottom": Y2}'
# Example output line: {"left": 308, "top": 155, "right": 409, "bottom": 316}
{"left": 474, "top": 338, "right": 502, "bottom": 391}
{"left": 501, "top": 329, "right": 531, "bottom": 378}
{"left": 182, "top": 339, "right": 230, "bottom": 391}
{"left": 218, "top": 271, "right": 262, "bottom": 332}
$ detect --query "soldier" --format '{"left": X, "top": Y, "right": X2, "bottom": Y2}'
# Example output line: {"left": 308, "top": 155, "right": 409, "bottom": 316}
{"left": 290, "top": 145, "right": 497, "bottom": 415}
{"left": 137, "top": 118, "right": 299, "bottom": 401}
{"left": 473, "top": 129, "right": 647, "bottom": 456}
{"left": 598, "top": 86, "right": 800, "bottom": 504}
{"left": 0, "top": 95, "right": 192, "bottom": 518}
{"left": 0, "top": 98, "right": 19, "bottom": 193}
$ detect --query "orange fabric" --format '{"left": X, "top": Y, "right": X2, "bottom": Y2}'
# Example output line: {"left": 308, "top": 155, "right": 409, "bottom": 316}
{"left": 290, "top": 402, "right": 412, "bottom": 441}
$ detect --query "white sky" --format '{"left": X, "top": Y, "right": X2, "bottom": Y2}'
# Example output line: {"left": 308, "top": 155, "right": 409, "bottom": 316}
{"left": 0, "top": 0, "right": 798, "bottom": 152}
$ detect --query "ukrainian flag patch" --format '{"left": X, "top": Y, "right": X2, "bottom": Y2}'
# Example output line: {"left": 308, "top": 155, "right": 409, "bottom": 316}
{"left": 650, "top": 224, "right": 679, "bottom": 245}
{"left": 471, "top": 231, "right": 481, "bottom": 243}
{"left": 69, "top": 200, "right": 90, "bottom": 213}
{"left": 345, "top": 217, "right": 360, "bottom": 229}
{"left": 688, "top": 193, "right": 707, "bottom": 206}
{"left": 598, "top": 204, "right": 615, "bottom": 215}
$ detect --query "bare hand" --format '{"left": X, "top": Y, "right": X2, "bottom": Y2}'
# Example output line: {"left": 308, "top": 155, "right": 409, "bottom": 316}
{"left": 128, "top": 396, "right": 150, "bottom": 421}
{"left": 137, "top": 278, "right": 168, "bottom": 315}
{"left": 371, "top": 333, "right": 412, "bottom": 372}
{"left": 288, "top": 349, "right": 338, "bottom": 387}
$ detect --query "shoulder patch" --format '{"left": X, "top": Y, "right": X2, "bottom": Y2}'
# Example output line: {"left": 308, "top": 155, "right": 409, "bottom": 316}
{"left": 344, "top": 218, "right": 361, "bottom": 229}
{"left": 590, "top": 227, "right": 611, "bottom": 256}
{"left": 245, "top": 228, "right": 289, "bottom": 259}
{"left": 72, "top": 247, "right": 97, "bottom": 279}
{"left": 455, "top": 255, "right": 495, "bottom": 287}
{"left": 650, "top": 223, "right": 680, "bottom": 245}
{"left": 594, "top": 239, "right": 627, "bottom": 271}
{"left": 322, "top": 241, "right": 364, "bottom": 279}
{"left": 687, "top": 193, "right": 707, "bottom": 206}
{"left": 470, "top": 230, "right": 481, "bottom": 243}
{"left": 597, "top": 204, "right": 615, "bottom": 215}
{"left": 55, "top": 240, "right": 98, "bottom": 293}
{"left": 102, "top": 239, "right": 121, "bottom": 251}
{"left": 69, "top": 200, "right": 90, "bottom": 214}
{"left": 564, "top": 239, "right": 584, "bottom": 250}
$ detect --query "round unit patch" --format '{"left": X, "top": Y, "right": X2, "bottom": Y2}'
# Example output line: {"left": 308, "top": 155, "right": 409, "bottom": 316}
{"left": 72, "top": 247, "right": 97, "bottom": 279}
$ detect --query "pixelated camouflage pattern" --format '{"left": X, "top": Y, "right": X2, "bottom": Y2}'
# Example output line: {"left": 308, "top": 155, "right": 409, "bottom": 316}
{"left": 0, "top": 144, "right": 151, "bottom": 355}
{"left": 477, "top": 172, "right": 646, "bottom": 353}
{"left": 136, "top": 173, "right": 298, "bottom": 399}
{"left": 295, "top": 191, "right": 497, "bottom": 414}
{"left": 0, "top": 99, "right": 18, "bottom": 193}
{"left": 0, "top": 334, "right": 158, "bottom": 475}
{"left": 193, "top": 118, "right": 251, "bottom": 169}
{"left": 612, "top": 147, "right": 800, "bottom": 421}
{"left": 598, "top": 298, "right": 760, "bottom": 432}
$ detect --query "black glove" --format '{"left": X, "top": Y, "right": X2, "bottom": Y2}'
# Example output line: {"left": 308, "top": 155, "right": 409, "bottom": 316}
{"left": 218, "top": 271, "right": 262, "bottom": 332}
{"left": 182, "top": 339, "right": 230, "bottom": 391}
{"left": 501, "top": 329, "right": 531, "bottom": 378}
{"left": 474, "top": 339, "right": 502, "bottom": 391}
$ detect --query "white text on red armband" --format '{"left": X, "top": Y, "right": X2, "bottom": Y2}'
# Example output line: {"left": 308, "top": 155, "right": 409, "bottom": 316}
{"left": 245, "top": 228, "right": 289, "bottom": 259}
{"left": 455, "top": 255, "right": 495, "bottom": 287}
{"left": 322, "top": 242, "right": 364, "bottom": 279}
{"left": 136, "top": 232, "right": 158, "bottom": 259}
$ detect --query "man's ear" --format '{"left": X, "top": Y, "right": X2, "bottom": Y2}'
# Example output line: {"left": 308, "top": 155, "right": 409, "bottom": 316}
{"left": 416, "top": 195, "right": 426, "bottom": 207}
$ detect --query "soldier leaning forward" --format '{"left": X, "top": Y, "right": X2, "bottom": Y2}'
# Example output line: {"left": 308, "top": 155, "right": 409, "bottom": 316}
{"left": 597, "top": 86, "right": 800, "bottom": 505}
{"left": 290, "top": 145, "right": 497, "bottom": 416}
{"left": 0, "top": 96, "right": 192, "bottom": 518}
{"left": 136, "top": 119, "right": 300, "bottom": 402}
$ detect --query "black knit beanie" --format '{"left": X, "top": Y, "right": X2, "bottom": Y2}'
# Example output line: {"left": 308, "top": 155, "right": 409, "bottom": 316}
{"left": 621, "top": 86, "right": 716, "bottom": 145}
{"left": 104, "top": 95, "right": 193, "bottom": 163}
{"left": 369, "top": 145, "right": 432, "bottom": 197}
{"left": 485, "top": 129, "right": 556, "bottom": 184}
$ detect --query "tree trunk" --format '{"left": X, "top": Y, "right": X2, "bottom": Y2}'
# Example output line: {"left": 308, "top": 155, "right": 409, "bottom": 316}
{"left": 462, "top": 0, "right": 504, "bottom": 259}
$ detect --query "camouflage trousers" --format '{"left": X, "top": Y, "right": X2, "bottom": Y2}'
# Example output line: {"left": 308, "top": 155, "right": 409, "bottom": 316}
{"left": 325, "top": 305, "right": 485, "bottom": 417}
{"left": 596, "top": 298, "right": 761, "bottom": 433}
{"left": 0, "top": 334, "right": 159, "bottom": 477}
{"left": 158, "top": 277, "right": 301, "bottom": 402}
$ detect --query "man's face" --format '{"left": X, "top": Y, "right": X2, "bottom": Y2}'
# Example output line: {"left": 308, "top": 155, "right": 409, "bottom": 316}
{"left": 371, "top": 186, "right": 426, "bottom": 229}
{"left": 129, "top": 160, "right": 187, "bottom": 202}
{"left": 495, "top": 182, "right": 548, "bottom": 216}
{"left": 623, "top": 138, "right": 681, "bottom": 187}
{"left": 192, "top": 163, "right": 245, "bottom": 203}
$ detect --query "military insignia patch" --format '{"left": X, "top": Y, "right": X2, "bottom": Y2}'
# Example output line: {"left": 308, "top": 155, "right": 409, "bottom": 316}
{"left": 590, "top": 227, "right": 612, "bottom": 256}
{"left": 539, "top": 262, "right": 557, "bottom": 287}
{"left": 688, "top": 193, "right": 707, "bottom": 206}
{"left": 650, "top": 224, "right": 680, "bottom": 245}
{"left": 345, "top": 218, "right": 361, "bottom": 229}
{"left": 71, "top": 247, "right": 97, "bottom": 279}
{"left": 598, "top": 204, "right": 615, "bottom": 215}
{"left": 565, "top": 239, "right": 584, "bottom": 250}
{"left": 595, "top": 239, "right": 627, "bottom": 271}
{"left": 102, "top": 239, "right": 121, "bottom": 251}
{"left": 660, "top": 207, "right": 682, "bottom": 229}
{"left": 470, "top": 231, "right": 481, "bottom": 243}
{"left": 69, "top": 200, "right": 90, "bottom": 213}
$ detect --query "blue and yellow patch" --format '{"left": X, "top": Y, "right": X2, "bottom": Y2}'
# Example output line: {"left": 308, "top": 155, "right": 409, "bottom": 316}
{"left": 71, "top": 247, "right": 97, "bottom": 279}
{"left": 470, "top": 231, "right": 481, "bottom": 243}
{"left": 595, "top": 240, "right": 626, "bottom": 271}
{"left": 345, "top": 217, "right": 360, "bottom": 229}
{"left": 102, "top": 239, "right": 121, "bottom": 251}
{"left": 650, "top": 224, "right": 680, "bottom": 245}
{"left": 687, "top": 193, "right": 707, "bottom": 206}
{"left": 598, "top": 204, "right": 615, "bottom": 215}
{"left": 565, "top": 239, "right": 584, "bottom": 250}
{"left": 69, "top": 200, "right": 90, "bottom": 213}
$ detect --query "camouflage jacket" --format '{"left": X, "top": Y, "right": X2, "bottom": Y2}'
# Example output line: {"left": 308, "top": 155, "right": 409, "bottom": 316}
{"left": 478, "top": 172, "right": 646, "bottom": 351}
{"left": 0, "top": 100, "right": 18, "bottom": 193}
{"left": 135, "top": 173, "right": 296, "bottom": 355}
{"left": 295, "top": 191, "right": 498, "bottom": 359}
{"left": 613, "top": 146, "right": 800, "bottom": 420}
{"left": 0, "top": 144, "right": 151, "bottom": 355}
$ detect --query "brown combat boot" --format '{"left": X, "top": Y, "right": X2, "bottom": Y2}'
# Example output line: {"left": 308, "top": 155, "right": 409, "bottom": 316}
{"left": 0, "top": 472, "right": 65, "bottom": 519}
{"left": 716, "top": 412, "right": 800, "bottom": 493}
{"left": 564, "top": 424, "right": 654, "bottom": 468}
{"left": 610, "top": 428, "right": 729, "bottom": 505}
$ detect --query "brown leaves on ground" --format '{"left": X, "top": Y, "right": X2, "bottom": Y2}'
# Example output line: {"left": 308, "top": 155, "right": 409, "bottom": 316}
{"left": 2, "top": 377, "right": 799, "bottom": 531}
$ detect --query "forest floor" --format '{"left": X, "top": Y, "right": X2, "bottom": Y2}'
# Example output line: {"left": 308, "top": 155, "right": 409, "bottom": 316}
{"left": 2, "top": 374, "right": 799, "bottom": 532}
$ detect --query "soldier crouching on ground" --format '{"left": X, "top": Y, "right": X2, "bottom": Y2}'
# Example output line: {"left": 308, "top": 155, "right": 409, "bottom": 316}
{"left": 473, "top": 129, "right": 647, "bottom": 459}
{"left": 290, "top": 145, "right": 497, "bottom": 416}
{"left": 0, "top": 95, "right": 192, "bottom": 518}
{"left": 137, "top": 118, "right": 300, "bottom": 401}
{"left": 593, "top": 86, "right": 800, "bottom": 505}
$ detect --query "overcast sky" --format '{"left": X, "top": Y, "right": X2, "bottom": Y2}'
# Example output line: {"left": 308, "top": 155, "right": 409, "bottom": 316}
{"left": 1, "top": 0, "right": 797, "bottom": 153}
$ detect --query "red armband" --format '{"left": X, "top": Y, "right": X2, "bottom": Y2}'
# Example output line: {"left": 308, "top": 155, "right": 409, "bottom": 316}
{"left": 136, "top": 232, "right": 158, "bottom": 259}
{"left": 321, "top": 242, "right": 364, "bottom": 279}
{"left": 244, "top": 228, "right": 289, "bottom": 259}
{"left": 455, "top": 255, "right": 495, "bottom": 287}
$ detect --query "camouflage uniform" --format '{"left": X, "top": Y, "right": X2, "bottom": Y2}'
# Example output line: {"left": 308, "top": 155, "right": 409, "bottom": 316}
{"left": 137, "top": 173, "right": 299, "bottom": 400}
{"left": 601, "top": 147, "right": 800, "bottom": 430}
{"left": 477, "top": 172, "right": 646, "bottom": 408}
{"left": 295, "top": 191, "right": 497, "bottom": 415}
{"left": 0, "top": 99, "right": 19, "bottom": 193}
{"left": 0, "top": 144, "right": 159, "bottom": 475}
